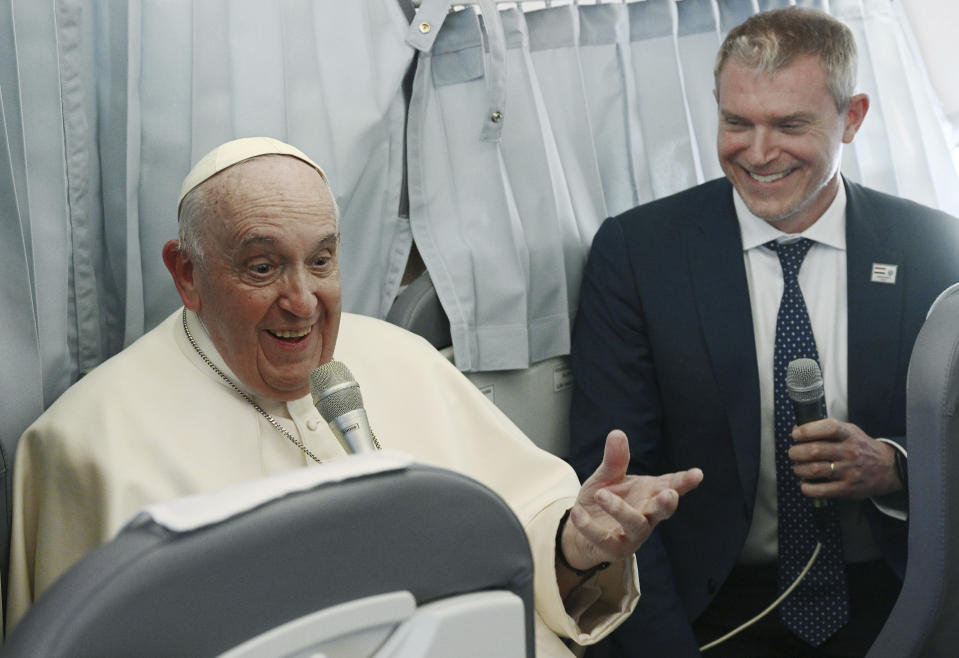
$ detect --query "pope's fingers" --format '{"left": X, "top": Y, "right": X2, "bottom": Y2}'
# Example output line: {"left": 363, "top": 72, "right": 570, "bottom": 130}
{"left": 598, "top": 487, "right": 679, "bottom": 543}
{"left": 656, "top": 467, "right": 704, "bottom": 496}
{"left": 570, "top": 497, "right": 650, "bottom": 554}
{"left": 638, "top": 488, "right": 680, "bottom": 525}
{"left": 587, "top": 430, "right": 631, "bottom": 485}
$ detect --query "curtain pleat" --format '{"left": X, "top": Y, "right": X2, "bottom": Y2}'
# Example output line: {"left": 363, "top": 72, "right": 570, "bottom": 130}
{"left": 408, "top": 7, "right": 532, "bottom": 371}
{"left": 95, "top": 1, "right": 136, "bottom": 354}
{"left": 58, "top": 1, "right": 105, "bottom": 378}
{"left": 526, "top": 5, "right": 608, "bottom": 247}
{"left": 578, "top": 3, "right": 647, "bottom": 215}
{"left": 15, "top": 0, "right": 74, "bottom": 405}
{"left": 0, "top": 3, "right": 45, "bottom": 582}
{"left": 717, "top": 0, "right": 758, "bottom": 35}
{"left": 757, "top": 0, "right": 792, "bottom": 10}
{"left": 628, "top": 0, "right": 704, "bottom": 196}
{"left": 493, "top": 8, "right": 576, "bottom": 361}
{"left": 887, "top": 1, "right": 959, "bottom": 216}
{"left": 138, "top": 0, "right": 192, "bottom": 332}
{"left": 675, "top": 0, "right": 724, "bottom": 181}
{"left": 832, "top": 0, "right": 899, "bottom": 194}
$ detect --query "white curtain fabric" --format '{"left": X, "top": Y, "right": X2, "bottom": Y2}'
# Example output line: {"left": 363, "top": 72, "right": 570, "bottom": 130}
{"left": 407, "top": 4, "right": 526, "bottom": 372}
{"left": 2, "top": 0, "right": 957, "bottom": 458}
{"left": 674, "top": 0, "right": 725, "bottom": 182}
{"left": 577, "top": 2, "right": 653, "bottom": 215}
{"left": 494, "top": 8, "right": 579, "bottom": 363}
{"left": 628, "top": 0, "right": 703, "bottom": 197}
{"left": 526, "top": 5, "right": 609, "bottom": 242}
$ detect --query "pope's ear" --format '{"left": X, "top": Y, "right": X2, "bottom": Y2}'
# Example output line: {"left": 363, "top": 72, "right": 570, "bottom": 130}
{"left": 162, "top": 240, "right": 202, "bottom": 311}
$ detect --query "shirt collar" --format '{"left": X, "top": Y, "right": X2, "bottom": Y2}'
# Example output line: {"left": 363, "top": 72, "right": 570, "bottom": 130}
{"left": 735, "top": 178, "right": 847, "bottom": 251}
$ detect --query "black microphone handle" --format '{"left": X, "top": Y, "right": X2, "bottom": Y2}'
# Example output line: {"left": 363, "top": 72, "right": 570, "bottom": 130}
{"left": 790, "top": 396, "right": 829, "bottom": 517}
{"left": 792, "top": 397, "right": 827, "bottom": 425}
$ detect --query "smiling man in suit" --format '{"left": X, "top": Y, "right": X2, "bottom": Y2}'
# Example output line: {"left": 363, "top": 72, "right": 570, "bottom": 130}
{"left": 569, "top": 6, "right": 959, "bottom": 657}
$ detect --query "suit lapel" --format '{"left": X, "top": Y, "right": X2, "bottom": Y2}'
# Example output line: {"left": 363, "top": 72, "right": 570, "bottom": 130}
{"left": 845, "top": 180, "right": 904, "bottom": 431}
{"left": 686, "top": 183, "right": 762, "bottom": 509}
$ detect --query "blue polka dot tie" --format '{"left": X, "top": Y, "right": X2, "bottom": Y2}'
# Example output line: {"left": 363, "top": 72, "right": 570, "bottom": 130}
{"left": 768, "top": 238, "right": 850, "bottom": 646}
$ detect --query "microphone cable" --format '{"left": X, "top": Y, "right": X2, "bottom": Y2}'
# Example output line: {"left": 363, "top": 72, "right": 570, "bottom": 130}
{"left": 702, "top": 358, "right": 834, "bottom": 651}
{"left": 699, "top": 542, "right": 822, "bottom": 651}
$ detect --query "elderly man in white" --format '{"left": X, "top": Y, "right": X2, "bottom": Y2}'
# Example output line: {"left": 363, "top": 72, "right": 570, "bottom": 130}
{"left": 7, "top": 137, "right": 702, "bottom": 656}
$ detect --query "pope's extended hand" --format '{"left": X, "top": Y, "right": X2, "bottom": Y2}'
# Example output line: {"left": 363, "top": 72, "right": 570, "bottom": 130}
{"left": 561, "top": 430, "right": 703, "bottom": 571}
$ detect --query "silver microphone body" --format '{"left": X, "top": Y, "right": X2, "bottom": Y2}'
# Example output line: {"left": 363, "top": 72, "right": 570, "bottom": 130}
{"left": 327, "top": 408, "right": 377, "bottom": 454}
{"left": 310, "top": 361, "right": 377, "bottom": 454}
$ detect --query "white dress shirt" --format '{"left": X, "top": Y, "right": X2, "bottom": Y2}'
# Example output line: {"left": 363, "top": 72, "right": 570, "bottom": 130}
{"left": 734, "top": 184, "right": 902, "bottom": 565}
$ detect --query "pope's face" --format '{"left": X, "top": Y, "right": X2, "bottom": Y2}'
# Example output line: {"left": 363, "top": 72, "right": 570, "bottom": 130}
{"left": 182, "top": 156, "right": 341, "bottom": 401}
{"left": 716, "top": 55, "right": 866, "bottom": 233}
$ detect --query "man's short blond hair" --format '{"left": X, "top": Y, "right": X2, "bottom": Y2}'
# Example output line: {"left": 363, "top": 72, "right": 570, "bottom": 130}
{"left": 714, "top": 6, "right": 858, "bottom": 111}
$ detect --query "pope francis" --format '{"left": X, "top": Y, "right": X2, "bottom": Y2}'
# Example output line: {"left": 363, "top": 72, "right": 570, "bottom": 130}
{"left": 6, "top": 137, "right": 702, "bottom": 656}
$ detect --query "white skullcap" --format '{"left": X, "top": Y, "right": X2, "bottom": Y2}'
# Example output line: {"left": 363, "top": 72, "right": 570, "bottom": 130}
{"left": 177, "top": 136, "right": 328, "bottom": 218}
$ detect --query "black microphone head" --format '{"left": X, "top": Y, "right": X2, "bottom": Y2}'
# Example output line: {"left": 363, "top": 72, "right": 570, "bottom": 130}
{"left": 786, "top": 358, "right": 824, "bottom": 403}
{"left": 310, "top": 360, "right": 364, "bottom": 421}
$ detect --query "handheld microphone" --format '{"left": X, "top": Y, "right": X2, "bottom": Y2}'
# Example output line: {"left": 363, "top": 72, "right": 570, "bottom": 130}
{"left": 786, "top": 358, "right": 827, "bottom": 426}
{"left": 309, "top": 360, "right": 378, "bottom": 454}
{"left": 786, "top": 358, "right": 829, "bottom": 522}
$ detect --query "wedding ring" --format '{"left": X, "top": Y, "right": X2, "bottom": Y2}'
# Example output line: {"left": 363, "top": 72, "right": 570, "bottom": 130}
{"left": 829, "top": 461, "right": 836, "bottom": 478}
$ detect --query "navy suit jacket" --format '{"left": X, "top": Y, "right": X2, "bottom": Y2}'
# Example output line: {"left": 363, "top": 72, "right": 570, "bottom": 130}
{"left": 569, "top": 177, "right": 959, "bottom": 656}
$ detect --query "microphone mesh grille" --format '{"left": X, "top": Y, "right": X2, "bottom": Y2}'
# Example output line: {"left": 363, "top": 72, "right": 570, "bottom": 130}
{"left": 310, "top": 359, "right": 353, "bottom": 392}
{"left": 319, "top": 388, "right": 364, "bottom": 420}
{"left": 309, "top": 360, "right": 364, "bottom": 421}
{"left": 785, "top": 358, "right": 824, "bottom": 403}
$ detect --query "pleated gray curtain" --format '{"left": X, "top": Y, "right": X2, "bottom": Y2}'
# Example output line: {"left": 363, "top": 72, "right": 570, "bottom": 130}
{"left": 495, "top": 8, "right": 580, "bottom": 362}
{"left": 628, "top": 0, "right": 703, "bottom": 197}
{"left": 526, "top": 5, "right": 609, "bottom": 242}
{"left": 407, "top": 3, "right": 537, "bottom": 371}
{"left": 3, "top": 0, "right": 958, "bottom": 453}
{"left": 0, "top": 4, "right": 45, "bottom": 574}
{"left": 674, "top": 0, "right": 724, "bottom": 182}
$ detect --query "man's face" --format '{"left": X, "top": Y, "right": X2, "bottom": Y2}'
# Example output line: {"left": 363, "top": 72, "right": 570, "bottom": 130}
{"left": 181, "top": 156, "right": 341, "bottom": 401}
{"left": 716, "top": 54, "right": 866, "bottom": 233}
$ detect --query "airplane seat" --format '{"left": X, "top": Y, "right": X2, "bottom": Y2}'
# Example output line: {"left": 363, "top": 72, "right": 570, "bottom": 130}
{"left": 386, "top": 271, "right": 453, "bottom": 351}
{"left": 3, "top": 454, "right": 534, "bottom": 658}
{"left": 387, "top": 271, "right": 573, "bottom": 458}
{"left": 867, "top": 282, "right": 959, "bottom": 657}
{"left": 439, "top": 348, "right": 575, "bottom": 459}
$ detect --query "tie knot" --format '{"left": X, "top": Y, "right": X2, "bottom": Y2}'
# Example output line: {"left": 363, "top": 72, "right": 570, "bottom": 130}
{"left": 766, "top": 238, "right": 814, "bottom": 279}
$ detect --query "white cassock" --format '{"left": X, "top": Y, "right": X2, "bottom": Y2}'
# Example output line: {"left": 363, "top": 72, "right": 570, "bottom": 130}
{"left": 7, "top": 308, "right": 640, "bottom": 656}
